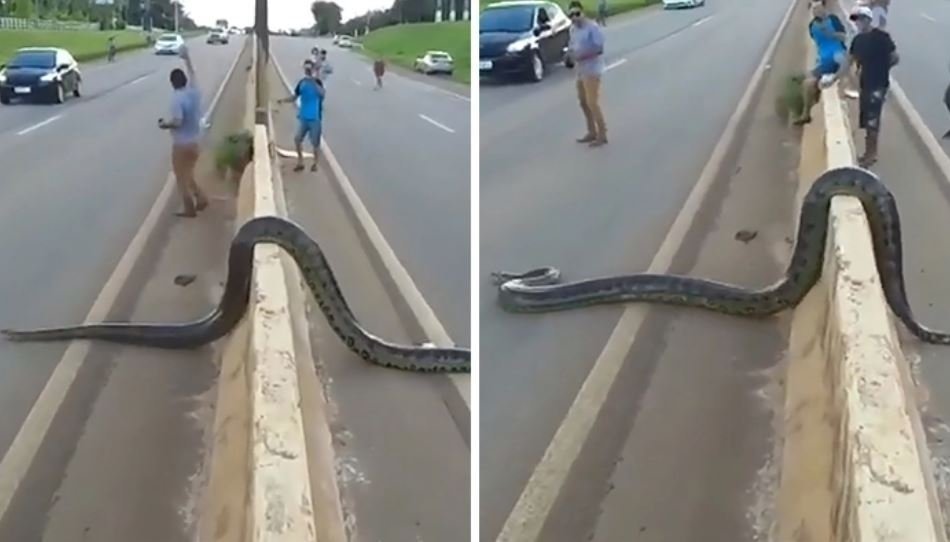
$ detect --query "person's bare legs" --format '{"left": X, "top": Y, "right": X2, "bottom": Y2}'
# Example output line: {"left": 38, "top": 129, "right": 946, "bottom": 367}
{"left": 187, "top": 146, "right": 208, "bottom": 211}
{"left": 583, "top": 76, "right": 607, "bottom": 145}
{"left": 794, "top": 75, "right": 820, "bottom": 125}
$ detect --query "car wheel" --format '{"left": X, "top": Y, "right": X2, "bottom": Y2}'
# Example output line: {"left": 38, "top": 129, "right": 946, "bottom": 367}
{"left": 529, "top": 50, "right": 545, "bottom": 82}
{"left": 0, "top": 93, "right": 9, "bottom": 105}
{"left": 73, "top": 80, "right": 81, "bottom": 98}
{"left": 53, "top": 83, "right": 64, "bottom": 104}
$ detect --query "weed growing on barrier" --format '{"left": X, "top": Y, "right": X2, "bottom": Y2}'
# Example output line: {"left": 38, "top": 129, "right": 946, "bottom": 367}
{"left": 214, "top": 130, "right": 254, "bottom": 183}
{"left": 776, "top": 72, "right": 805, "bottom": 124}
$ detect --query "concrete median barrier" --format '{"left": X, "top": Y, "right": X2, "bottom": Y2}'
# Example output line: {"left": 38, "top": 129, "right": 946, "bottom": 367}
{"left": 775, "top": 15, "right": 946, "bottom": 541}
{"left": 198, "top": 37, "right": 346, "bottom": 542}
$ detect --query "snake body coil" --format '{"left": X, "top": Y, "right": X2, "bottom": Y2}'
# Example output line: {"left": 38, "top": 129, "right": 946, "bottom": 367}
{"left": 492, "top": 166, "right": 950, "bottom": 345}
{"left": 2, "top": 216, "right": 470, "bottom": 373}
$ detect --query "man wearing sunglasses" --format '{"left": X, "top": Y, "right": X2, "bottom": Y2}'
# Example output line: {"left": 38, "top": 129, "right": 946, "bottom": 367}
{"left": 566, "top": 0, "right": 607, "bottom": 147}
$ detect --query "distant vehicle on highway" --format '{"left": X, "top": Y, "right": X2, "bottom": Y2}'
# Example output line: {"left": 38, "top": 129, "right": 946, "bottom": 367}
{"left": 154, "top": 33, "right": 185, "bottom": 55}
{"left": 414, "top": 51, "right": 455, "bottom": 76}
{"left": 479, "top": 0, "right": 571, "bottom": 83}
{"left": 207, "top": 27, "right": 229, "bottom": 45}
{"left": 662, "top": 0, "right": 705, "bottom": 8}
{"left": 337, "top": 35, "right": 354, "bottom": 48}
{"left": 0, "top": 47, "right": 82, "bottom": 105}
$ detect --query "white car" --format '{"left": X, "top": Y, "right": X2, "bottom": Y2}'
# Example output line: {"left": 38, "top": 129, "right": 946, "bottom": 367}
{"left": 337, "top": 36, "right": 354, "bottom": 48}
{"left": 414, "top": 51, "right": 454, "bottom": 76}
{"left": 662, "top": 0, "right": 704, "bottom": 8}
{"left": 154, "top": 33, "right": 185, "bottom": 55}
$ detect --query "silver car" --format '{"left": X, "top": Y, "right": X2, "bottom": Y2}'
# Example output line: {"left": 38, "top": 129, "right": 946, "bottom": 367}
{"left": 154, "top": 33, "right": 184, "bottom": 55}
{"left": 414, "top": 51, "right": 455, "bottom": 76}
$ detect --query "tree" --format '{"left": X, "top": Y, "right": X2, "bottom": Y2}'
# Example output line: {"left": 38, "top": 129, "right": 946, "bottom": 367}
{"left": 310, "top": 1, "right": 342, "bottom": 35}
{"left": 15, "top": 0, "right": 34, "bottom": 18}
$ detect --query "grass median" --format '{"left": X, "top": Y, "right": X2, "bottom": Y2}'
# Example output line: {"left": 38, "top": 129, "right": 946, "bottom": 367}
{"left": 361, "top": 21, "right": 469, "bottom": 85}
{"left": 0, "top": 29, "right": 149, "bottom": 64}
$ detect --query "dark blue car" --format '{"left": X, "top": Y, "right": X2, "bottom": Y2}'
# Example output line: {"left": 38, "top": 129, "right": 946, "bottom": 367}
{"left": 0, "top": 47, "right": 82, "bottom": 105}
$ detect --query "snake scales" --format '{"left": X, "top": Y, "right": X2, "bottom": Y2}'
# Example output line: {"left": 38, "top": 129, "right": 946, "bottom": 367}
{"left": 492, "top": 166, "right": 950, "bottom": 345}
{"left": 1, "top": 215, "right": 471, "bottom": 373}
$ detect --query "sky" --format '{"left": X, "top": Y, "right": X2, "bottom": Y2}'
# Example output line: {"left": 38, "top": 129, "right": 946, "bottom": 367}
{"left": 181, "top": 0, "right": 393, "bottom": 30}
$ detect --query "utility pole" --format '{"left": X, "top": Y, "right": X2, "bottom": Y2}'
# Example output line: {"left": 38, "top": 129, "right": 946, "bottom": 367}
{"left": 255, "top": 0, "right": 269, "bottom": 123}
{"left": 173, "top": 0, "right": 179, "bottom": 32}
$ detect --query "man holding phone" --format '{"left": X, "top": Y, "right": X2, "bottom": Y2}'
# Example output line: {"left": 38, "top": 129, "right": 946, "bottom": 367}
{"left": 566, "top": 0, "right": 607, "bottom": 147}
{"left": 158, "top": 45, "right": 208, "bottom": 218}
{"left": 278, "top": 59, "right": 325, "bottom": 172}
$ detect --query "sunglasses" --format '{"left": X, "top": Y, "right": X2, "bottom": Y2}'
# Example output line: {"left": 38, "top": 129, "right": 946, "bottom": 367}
{"left": 569, "top": 10, "right": 582, "bottom": 17}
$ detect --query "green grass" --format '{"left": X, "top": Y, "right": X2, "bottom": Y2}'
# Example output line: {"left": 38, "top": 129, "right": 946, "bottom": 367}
{"left": 483, "top": 0, "right": 659, "bottom": 18}
{"left": 0, "top": 29, "right": 149, "bottom": 64}
{"left": 361, "top": 22, "right": 470, "bottom": 85}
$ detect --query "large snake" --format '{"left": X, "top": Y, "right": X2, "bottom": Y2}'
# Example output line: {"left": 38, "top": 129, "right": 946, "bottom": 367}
{"left": 2, "top": 216, "right": 471, "bottom": 373}
{"left": 492, "top": 166, "right": 950, "bottom": 345}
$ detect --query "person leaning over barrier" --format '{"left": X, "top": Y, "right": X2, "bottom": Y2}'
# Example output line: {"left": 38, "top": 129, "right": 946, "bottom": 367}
{"left": 566, "top": 0, "right": 607, "bottom": 147}
{"left": 848, "top": 5, "right": 899, "bottom": 167}
{"left": 278, "top": 59, "right": 325, "bottom": 173}
{"left": 794, "top": 0, "right": 847, "bottom": 125}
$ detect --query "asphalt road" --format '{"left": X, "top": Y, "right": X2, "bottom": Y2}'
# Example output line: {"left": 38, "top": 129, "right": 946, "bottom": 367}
{"left": 0, "top": 35, "right": 243, "bottom": 515}
{"left": 270, "top": 37, "right": 472, "bottom": 346}
{"left": 480, "top": 0, "right": 794, "bottom": 538}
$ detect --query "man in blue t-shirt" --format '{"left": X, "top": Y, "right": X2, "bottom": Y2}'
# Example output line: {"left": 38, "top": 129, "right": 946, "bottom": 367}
{"left": 795, "top": 0, "right": 847, "bottom": 125}
{"left": 278, "top": 59, "right": 325, "bottom": 172}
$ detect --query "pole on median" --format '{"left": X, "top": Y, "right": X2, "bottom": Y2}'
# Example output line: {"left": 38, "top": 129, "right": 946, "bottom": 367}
{"left": 255, "top": 0, "right": 269, "bottom": 124}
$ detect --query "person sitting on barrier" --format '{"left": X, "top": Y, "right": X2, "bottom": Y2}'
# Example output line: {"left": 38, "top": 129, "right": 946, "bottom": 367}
{"left": 848, "top": 5, "right": 899, "bottom": 167}
{"left": 277, "top": 59, "right": 325, "bottom": 173}
{"left": 794, "top": 0, "right": 848, "bottom": 126}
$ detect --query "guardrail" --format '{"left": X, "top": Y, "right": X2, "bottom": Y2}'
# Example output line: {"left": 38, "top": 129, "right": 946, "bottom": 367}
{"left": 776, "top": 7, "right": 947, "bottom": 540}
{"left": 0, "top": 16, "right": 99, "bottom": 31}
{"left": 198, "top": 37, "right": 347, "bottom": 542}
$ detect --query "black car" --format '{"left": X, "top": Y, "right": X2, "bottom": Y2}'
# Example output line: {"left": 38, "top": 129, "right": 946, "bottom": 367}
{"left": 0, "top": 47, "right": 82, "bottom": 105}
{"left": 479, "top": 0, "right": 571, "bottom": 83}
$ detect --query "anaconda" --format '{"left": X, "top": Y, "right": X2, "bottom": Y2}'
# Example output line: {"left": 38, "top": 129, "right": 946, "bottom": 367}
{"left": 491, "top": 166, "right": 950, "bottom": 345}
{"left": 2, "top": 215, "right": 470, "bottom": 373}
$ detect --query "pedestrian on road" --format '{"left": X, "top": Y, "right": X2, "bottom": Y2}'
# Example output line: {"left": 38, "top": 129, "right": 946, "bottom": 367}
{"left": 795, "top": 0, "right": 847, "bottom": 125}
{"left": 278, "top": 59, "right": 325, "bottom": 172}
{"left": 566, "top": 0, "right": 607, "bottom": 147}
{"left": 848, "top": 5, "right": 899, "bottom": 167}
{"left": 318, "top": 49, "right": 333, "bottom": 82}
{"left": 158, "top": 45, "right": 209, "bottom": 218}
{"left": 596, "top": 0, "right": 608, "bottom": 26}
{"left": 373, "top": 57, "right": 385, "bottom": 90}
{"left": 107, "top": 36, "right": 117, "bottom": 62}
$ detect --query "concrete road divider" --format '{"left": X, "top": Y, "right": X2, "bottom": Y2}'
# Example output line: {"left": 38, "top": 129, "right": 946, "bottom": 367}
{"left": 198, "top": 37, "right": 346, "bottom": 542}
{"left": 775, "top": 13, "right": 946, "bottom": 541}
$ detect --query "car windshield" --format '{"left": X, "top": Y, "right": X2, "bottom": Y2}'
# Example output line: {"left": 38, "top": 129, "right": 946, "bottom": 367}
{"left": 159, "top": 35, "right": 180, "bottom": 42}
{"left": 8, "top": 51, "right": 56, "bottom": 69}
{"left": 431, "top": 54, "right": 451, "bottom": 60}
{"left": 480, "top": 6, "right": 535, "bottom": 33}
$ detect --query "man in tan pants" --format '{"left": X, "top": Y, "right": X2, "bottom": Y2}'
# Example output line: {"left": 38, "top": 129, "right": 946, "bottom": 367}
{"left": 567, "top": 0, "right": 607, "bottom": 147}
{"left": 159, "top": 45, "right": 208, "bottom": 217}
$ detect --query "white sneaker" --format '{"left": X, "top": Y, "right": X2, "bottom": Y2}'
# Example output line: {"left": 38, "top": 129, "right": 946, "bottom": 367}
{"left": 844, "top": 88, "right": 860, "bottom": 99}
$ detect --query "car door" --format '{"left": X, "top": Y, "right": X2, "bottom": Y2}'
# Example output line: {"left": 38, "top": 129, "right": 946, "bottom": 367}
{"left": 546, "top": 3, "right": 571, "bottom": 59}
{"left": 535, "top": 6, "right": 557, "bottom": 63}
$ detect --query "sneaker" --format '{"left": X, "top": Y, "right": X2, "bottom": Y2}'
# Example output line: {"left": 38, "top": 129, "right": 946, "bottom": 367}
{"left": 844, "top": 88, "right": 860, "bottom": 99}
{"left": 576, "top": 134, "right": 596, "bottom": 143}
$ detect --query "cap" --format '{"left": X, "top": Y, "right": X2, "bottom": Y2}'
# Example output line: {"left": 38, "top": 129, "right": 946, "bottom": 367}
{"left": 850, "top": 5, "right": 873, "bottom": 20}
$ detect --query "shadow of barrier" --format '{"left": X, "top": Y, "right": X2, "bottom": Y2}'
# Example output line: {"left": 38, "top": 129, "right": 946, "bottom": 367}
{"left": 775, "top": 6, "right": 947, "bottom": 540}
{"left": 198, "top": 35, "right": 347, "bottom": 542}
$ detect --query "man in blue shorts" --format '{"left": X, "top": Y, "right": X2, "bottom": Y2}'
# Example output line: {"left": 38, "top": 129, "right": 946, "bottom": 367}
{"left": 278, "top": 59, "right": 325, "bottom": 172}
{"left": 795, "top": 0, "right": 847, "bottom": 125}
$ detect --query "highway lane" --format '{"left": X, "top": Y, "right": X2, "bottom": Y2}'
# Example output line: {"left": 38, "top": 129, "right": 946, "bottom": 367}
{"left": 479, "top": 0, "right": 792, "bottom": 538}
{"left": 270, "top": 36, "right": 472, "bottom": 346}
{"left": 0, "top": 37, "right": 243, "bottom": 472}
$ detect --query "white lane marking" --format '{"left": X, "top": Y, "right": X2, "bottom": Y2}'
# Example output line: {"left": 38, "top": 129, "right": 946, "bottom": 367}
{"left": 494, "top": 0, "right": 797, "bottom": 538}
{"left": 692, "top": 15, "right": 713, "bottom": 27}
{"left": 127, "top": 74, "right": 150, "bottom": 87}
{"left": 0, "top": 37, "right": 247, "bottom": 524}
{"left": 605, "top": 58, "right": 628, "bottom": 72}
{"left": 419, "top": 114, "right": 455, "bottom": 134}
{"left": 16, "top": 114, "right": 62, "bottom": 136}
{"left": 921, "top": 12, "right": 937, "bottom": 22}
